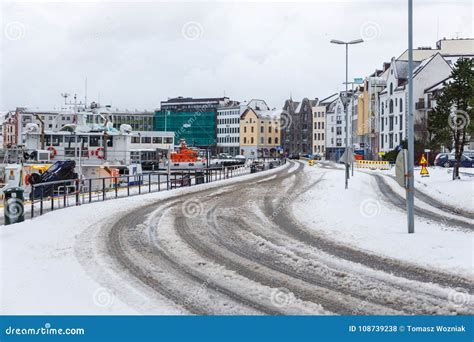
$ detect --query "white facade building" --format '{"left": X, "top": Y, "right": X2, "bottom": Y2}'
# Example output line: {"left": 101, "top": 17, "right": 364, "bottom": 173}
{"left": 324, "top": 95, "right": 346, "bottom": 160}
{"left": 216, "top": 103, "right": 242, "bottom": 156}
{"left": 378, "top": 53, "right": 452, "bottom": 152}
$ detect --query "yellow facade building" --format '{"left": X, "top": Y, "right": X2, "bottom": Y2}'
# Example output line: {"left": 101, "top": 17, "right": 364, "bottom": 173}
{"left": 240, "top": 108, "right": 280, "bottom": 158}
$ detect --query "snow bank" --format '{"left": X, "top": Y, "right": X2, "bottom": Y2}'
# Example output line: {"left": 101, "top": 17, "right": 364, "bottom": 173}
{"left": 374, "top": 165, "right": 473, "bottom": 214}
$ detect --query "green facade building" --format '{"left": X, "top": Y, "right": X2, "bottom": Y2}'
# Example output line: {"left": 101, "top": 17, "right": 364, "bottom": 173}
{"left": 155, "top": 97, "right": 231, "bottom": 149}
{"left": 154, "top": 110, "right": 216, "bottom": 147}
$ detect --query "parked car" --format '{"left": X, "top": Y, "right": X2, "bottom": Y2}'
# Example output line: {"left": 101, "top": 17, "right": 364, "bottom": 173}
{"left": 234, "top": 155, "right": 246, "bottom": 165}
{"left": 463, "top": 150, "right": 474, "bottom": 159}
{"left": 288, "top": 153, "right": 300, "bottom": 160}
{"left": 434, "top": 153, "right": 474, "bottom": 168}
{"left": 29, "top": 160, "right": 78, "bottom": 199}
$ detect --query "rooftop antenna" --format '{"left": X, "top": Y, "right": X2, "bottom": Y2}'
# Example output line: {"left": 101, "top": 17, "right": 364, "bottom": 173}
{"left": 436, "top": 17, "right": 439, "bottom": 42}
{"left": 61, "top": 92, "right": 70, "bottom": 105}
{"left": 85, "top": 77, "right": 88, "bottom": 109}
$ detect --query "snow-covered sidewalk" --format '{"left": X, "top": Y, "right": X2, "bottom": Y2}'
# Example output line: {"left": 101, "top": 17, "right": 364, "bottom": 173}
{"left": 293, "top": 164, "right": 473, "bottom": 277}
{"left": 376, "top": 165, "right": 473, "bottom": 214}
{"left": 0, "top": 163, "right": 290, "bottom": 315}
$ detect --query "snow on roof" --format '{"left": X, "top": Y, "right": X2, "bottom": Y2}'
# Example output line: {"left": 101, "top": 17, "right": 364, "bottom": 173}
{"left": 394, "top": 59, "right": 423, "bottom": 80}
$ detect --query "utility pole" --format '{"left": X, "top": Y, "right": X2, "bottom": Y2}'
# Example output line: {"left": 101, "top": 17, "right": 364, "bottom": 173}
{"left": 406, "top": 0, "right": 415, "bottom": 234}
{"left": 331, "top": 38, "right": 364, "bottom": 189}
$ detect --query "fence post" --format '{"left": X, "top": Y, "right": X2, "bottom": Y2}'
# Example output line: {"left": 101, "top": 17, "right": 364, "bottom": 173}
{"left": 102, "top": 178, "right": 106, "bottom": 201}
{"left": 31, "top": 187, "right": 34, "bottom": 219}
{"left": 127, "top": 176, "right": 130, "bottom": 196}
{"left": 51, "top": 189, "right": 54, "bottom": 211}
{"left": 76, "top": 179, "right": 80, "bottom": 206}
{"left": 138, "top": 175, "right": 141, "bottom": 194}
{"left": 40, "top": 186, "right": 44, "bottom": 216}
{"left": 167, "top": 173, "right": 170, "bottom": 190}
{"left": 63, "top": 181, "right": 67, "bottom": 208}
{"left": 149, "top": 173, "right": 151, "bottom": 193}
{"left": 115, "top": 177, "right": 118, "bottom": 198}
{"left": 158, "top": 174, "right": 161, "bottom": 191}
{"left": 89, "top": 179, "right": 92, "bottom": 203}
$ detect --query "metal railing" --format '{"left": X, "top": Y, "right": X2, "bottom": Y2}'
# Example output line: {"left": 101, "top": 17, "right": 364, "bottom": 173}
{"left": 28, "top": 158, "right": 286, "bottom": 219}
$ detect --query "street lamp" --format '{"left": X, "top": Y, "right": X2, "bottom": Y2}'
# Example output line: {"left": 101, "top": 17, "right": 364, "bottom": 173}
{"left": 330, "top": 38, "right": 364, "bottom": 189}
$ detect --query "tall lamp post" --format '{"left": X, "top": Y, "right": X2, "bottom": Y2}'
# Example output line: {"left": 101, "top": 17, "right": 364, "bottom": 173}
{"left": 406, "top": 0, "right": 415, "bottom": 233}
{"left": 330, "top": 38, "right": 364, "bottom": 189}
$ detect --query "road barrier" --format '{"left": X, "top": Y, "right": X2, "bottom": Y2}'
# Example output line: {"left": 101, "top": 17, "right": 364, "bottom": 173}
{"left": 355, "top": 160, "right": 390, "bottom": 170}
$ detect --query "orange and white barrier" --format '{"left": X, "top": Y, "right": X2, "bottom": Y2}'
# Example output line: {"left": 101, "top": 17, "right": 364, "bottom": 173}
{"left": 355, "top": 160, "right": 390, "bottom": 170}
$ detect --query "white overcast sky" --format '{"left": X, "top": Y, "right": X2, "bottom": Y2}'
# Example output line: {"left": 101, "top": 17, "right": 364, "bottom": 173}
{"left": 0, "top": 0, "right": 472, "bottom": 111}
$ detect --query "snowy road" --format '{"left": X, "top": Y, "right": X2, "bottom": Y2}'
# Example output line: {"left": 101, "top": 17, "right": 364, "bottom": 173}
{"left": 80, "top": 160, "right": 473, "bottom": 315}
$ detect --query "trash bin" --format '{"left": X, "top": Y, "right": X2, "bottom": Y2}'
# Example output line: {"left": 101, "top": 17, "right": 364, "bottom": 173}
{"left": 250, "top": 165, "right": 257, "bottom": 174}
{"left": 4, "top": 187, "right": 25, "bottom": 225}
{"left": 195, "top": 171, "right": 205, "bottom": 184}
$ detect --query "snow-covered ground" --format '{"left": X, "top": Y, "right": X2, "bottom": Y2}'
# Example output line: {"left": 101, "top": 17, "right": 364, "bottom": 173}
{"left": 378, "top": 165, "right": 474, "bottom": 214}
{"left": 293, "top": 163, "right": 473, "bottom": 277}
{"left": 0, "top": 163, "right": 289, "bottom": 315}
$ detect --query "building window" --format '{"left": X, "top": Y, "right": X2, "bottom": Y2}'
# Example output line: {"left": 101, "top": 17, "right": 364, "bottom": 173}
{"left": 251, "top": 137, "right": 254, "bottom": 144}
{"left": 268, "top": 137, "right": 272, "bottom": 144}
{"left": 260, "top": 126, "right": 264, "bottom": 133}
{"left": 390, "top": 83, "right": 393, "bottom": 95}
{"left": 389, "top": 99, "right": 394, "bottom": 114}
{"left": 244, "top": 137, "right": 247, "bottom": 144}
{"left": 399, "top": 99, "right": 403, "bottom": 112}
{"left": 244, "top": 126, "right": 247, "bottom": 133}
{"left": 251, "top": 126, "right": 254, "bottom": 133}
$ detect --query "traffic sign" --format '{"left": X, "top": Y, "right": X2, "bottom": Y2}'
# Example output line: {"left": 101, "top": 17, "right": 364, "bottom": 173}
{"left": 419, "top": 154, "right": 427, "bottom": 165}
{"left": 354, "top": 77, "right": 364, "bottom": 84}
{"left": 420, "top": 165, "right": 429, "bottom": 177}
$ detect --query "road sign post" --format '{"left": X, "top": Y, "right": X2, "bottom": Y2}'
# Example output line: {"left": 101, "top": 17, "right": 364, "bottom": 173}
{"left": 395, "top": 149, "right": 408, "bottom": 188}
